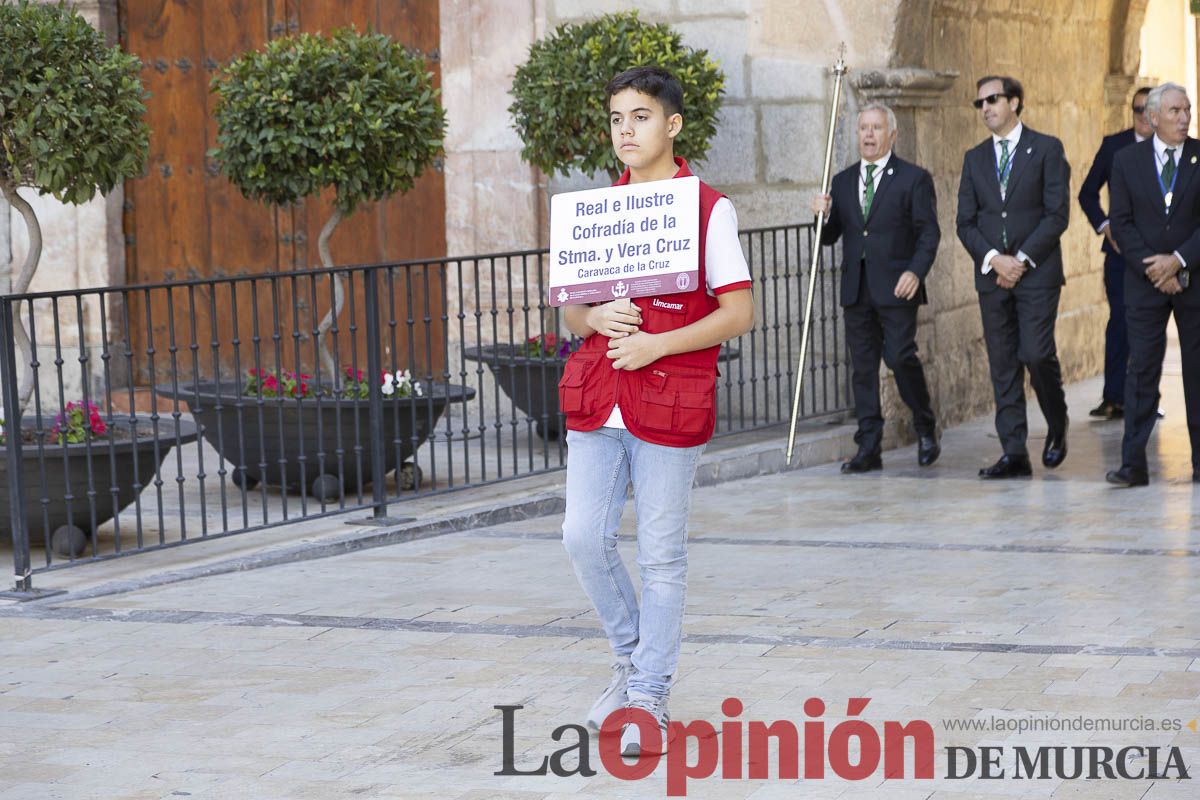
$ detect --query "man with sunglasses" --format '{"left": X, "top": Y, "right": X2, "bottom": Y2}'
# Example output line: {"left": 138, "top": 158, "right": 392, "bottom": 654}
{"left": 957, "top": 75, "right": 1071, "bottom": 479}
{"left": 1078, "top": 87, "right": 1154, "bottom": 421}
{"left": 1105, "top": 82, "right": 1200, "bottom": 487}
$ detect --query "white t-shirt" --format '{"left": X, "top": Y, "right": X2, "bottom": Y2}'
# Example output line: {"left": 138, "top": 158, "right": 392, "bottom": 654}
{"left": 603, "top": 196, "right": 752, "bottom": 428}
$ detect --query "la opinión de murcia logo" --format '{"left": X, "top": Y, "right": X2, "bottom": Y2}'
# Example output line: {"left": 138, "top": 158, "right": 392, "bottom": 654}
{"left": 497, "top": 697, "right": 935, "bottom": 796}
{"left": 495, "top": 698, "right": 1192, "bottom": 797}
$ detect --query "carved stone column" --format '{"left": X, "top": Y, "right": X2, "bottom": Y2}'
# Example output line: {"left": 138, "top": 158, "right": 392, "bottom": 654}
{"left": 1105, "top": 73, "right": 1137, "bottom": 133}
{"left": 850, "top": 68, "right": 959, "bottom": 164}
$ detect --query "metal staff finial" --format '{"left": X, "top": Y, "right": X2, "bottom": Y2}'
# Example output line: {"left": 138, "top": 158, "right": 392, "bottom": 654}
{"left": 785, "top": 43, "right": 849, "bottom": 464}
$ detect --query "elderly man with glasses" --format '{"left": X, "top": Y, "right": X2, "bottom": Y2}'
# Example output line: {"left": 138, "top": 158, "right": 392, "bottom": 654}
{"left": 1078, "top": 87, "right": 1155, "bottom": 421}
{"left": 956, "top": 75, "right": 1072, "bottom": 479}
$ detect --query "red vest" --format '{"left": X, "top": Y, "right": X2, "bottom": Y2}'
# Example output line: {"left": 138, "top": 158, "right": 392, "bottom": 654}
{"left": 559, "top": 158, "right": 726, "bottom": 447}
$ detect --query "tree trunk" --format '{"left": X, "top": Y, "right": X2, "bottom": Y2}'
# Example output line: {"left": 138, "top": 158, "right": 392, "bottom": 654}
{"left": 0, "top": 180, "right": 41, "bottom": 411}
{"left": 314, "top": 208, "right": 345, "bottom": 384}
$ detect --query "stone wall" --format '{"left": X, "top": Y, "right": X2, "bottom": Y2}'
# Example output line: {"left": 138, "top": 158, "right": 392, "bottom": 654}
{"left": 543, "top": 0, "right": 901, "bottom": 227}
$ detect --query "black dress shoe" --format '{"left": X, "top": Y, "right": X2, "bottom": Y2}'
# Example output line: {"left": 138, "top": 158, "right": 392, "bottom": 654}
{"left": 978, "top": 454, "right": 1032, "bottom": 479}
{"left": 1042, "top": 422, "right": 1068, "bottom": 469}
{"left": 841, "top": 451, "right": 882, "bottom": 474}
{"left": 1088, "top": 399, "right": 1123, "bottom": 420}
{"left": 1106, "top": 465, "right": 1149, "bottom": 487}
{"left": 917, "top": 435, "right": 940, "bottom": 466}
{"left": 1192, "top": 469, "right": 1199, "bottom": 484}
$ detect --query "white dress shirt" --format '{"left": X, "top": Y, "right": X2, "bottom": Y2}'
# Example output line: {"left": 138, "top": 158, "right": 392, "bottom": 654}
{"left": 981, "top": 122, "right": 1035, "bottom": 275}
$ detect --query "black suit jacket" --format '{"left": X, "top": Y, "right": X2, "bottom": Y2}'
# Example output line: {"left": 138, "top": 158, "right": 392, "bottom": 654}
{"left": 821, "top": 154, "right": 940, "bottom": 308}
{"left": 1078, "top": 128, "right": 1137, "bottom": 255}
{"left": 1109, "top": 136, "right": 1200, "bottom": 309}
{"left": 956, "top": 125, "right": 1071, "bottom": 293}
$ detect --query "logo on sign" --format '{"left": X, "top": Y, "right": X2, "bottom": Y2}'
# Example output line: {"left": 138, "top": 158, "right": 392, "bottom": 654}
{"left": 612, "top": 281, "right": 629, "bottom": 298}
{"left": 557, "top": 289, "right": 569, "bottom": 304}
{"left": 676, "top": 273, "right": 691, "bottom": 291}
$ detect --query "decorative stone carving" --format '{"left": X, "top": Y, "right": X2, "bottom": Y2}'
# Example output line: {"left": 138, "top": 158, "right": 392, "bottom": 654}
{"left": 850, "top": 67, "right": 959, "bottom": 108}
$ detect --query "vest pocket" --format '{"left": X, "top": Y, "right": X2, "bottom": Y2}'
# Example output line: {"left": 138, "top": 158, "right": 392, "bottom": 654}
{"left": 638, "top": 381, "right": 715, "bottom": 434}
{"left": 676, "top": 390, "right": 714, "bottom": 434}
{"left": 639, "top": 386, "right": 676, "bottom": 430}
{"left": 558, "top": 356, "right": 594, "bottom": 414}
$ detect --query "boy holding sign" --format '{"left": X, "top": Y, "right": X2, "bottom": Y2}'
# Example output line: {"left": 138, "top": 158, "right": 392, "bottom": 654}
{"left": 559, "top": 66, "right": 754, "bottom": 756}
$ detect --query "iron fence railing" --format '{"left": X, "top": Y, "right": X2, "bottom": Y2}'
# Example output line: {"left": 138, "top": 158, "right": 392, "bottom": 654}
{"left": 0, "top": 221, "right": 849, "bottom": 595}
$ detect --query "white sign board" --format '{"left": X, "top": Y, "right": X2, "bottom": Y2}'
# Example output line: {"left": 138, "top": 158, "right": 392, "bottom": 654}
{"left": 548, "top": 176, "right": 699, "bottom": 306}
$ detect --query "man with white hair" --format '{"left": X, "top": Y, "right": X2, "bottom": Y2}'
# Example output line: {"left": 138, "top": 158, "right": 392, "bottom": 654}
{"left": 811, "top": 102, "right": 941, "bottom": 473}
{"left": 1106, "top": 82, "right": 1200, "bottom": 487}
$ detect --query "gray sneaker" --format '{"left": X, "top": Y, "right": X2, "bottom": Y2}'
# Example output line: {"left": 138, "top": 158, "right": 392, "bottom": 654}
{"left": 620, "top": 692, "right": 674, "bottom": 756}
{"left": 586, "top": 656, "right": 632, "bottom": 730}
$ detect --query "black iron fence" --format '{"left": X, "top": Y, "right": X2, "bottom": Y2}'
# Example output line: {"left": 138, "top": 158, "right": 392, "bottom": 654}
{"left": 0, "top": 221, "right": 849, "bottom": 595}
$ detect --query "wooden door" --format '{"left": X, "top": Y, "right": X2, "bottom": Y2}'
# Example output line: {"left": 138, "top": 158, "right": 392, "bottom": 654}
{"left": 118, "top": 0, "right": 446, "bottom": 386}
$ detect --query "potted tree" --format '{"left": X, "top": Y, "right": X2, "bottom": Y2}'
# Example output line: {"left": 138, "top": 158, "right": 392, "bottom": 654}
{"left": 480, "top": 13, "right": 730, "bottom": 439}
{"left": 0, "top": 1, "right": 197, "bottom": 558}
{"left": 509, "top": 11, "right": 724, "bottom": 183}
{"left": 167, "top": 26, "right": 469, "bottom": 500}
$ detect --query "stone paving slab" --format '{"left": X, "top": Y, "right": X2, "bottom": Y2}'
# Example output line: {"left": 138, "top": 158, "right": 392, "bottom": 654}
{"left": 0, "top": 373, "right": 1198, "bottom": 798}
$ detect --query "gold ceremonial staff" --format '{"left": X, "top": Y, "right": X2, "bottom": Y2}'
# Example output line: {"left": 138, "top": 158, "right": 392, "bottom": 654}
{"left": 786, "top": 44, "right": 848, "bottom": 464}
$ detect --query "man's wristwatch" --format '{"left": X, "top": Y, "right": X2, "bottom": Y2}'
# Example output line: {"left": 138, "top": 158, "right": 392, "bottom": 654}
{"left": 1179, "top": 267, "right": 1190, "bottom": 290}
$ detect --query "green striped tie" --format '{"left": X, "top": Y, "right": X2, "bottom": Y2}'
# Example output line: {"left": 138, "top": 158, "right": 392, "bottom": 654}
{"left": 1162, "top": 148, "right": 1177, "bottom": 195}
{"left": 999, "top": 140, "right": 1010, "bottom": 249}
{"left": 862, "top": 163, "right": 877, "bottom": 217}
{"left": 998, "top": 139, "right": 1011, "bottom": 195}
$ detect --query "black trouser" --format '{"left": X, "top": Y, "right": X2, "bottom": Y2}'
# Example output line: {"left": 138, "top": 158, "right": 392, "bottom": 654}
{"left": 843, "top": 268, "right": 936, "bottom": 455}
{"left": 1121, "top": 299, "right": 1200, "bottom": 471}
{"left": 978, "top": 284, "right": 1067, "bottom": 456}
{"left": 1102, "top": 250, "right": 1129, "bottom": 404}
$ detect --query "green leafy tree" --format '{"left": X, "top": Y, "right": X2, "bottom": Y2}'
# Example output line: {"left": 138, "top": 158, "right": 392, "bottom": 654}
{"left": 210, "top": 27, "right": 446, "bottom": 378}
{"left": 509, "top": 12, "right": 725, "bottom": 181}
{"left": 0, "top": 0, "right": 149, "bottom": 405}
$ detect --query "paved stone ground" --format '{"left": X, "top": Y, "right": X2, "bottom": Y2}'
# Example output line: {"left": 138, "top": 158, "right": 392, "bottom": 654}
{"left": 0, "top": 361, "right": 1198, "bottom": 798}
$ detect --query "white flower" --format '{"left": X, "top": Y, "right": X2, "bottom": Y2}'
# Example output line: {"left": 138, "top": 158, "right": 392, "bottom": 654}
{"left": 381, "top": 382, "right": 395, "bottom": 396}
{"left": 414, "top": 382, "right": 423, "bottom": 397}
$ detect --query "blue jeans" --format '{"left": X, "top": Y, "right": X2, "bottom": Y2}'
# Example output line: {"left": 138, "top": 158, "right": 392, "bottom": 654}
{"left": 561, "top": 427, "right": 705, "bottom": 700}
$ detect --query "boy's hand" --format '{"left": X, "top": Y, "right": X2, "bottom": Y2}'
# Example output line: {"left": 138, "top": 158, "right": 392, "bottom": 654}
{"left": 606, "top": 331, "right": 664, "bottom": 371}
{"left": 586, "top": 299, "right": 642, "bottom": 338}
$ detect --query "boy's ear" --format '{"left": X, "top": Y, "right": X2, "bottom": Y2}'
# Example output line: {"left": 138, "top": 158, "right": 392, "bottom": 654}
{"left": 667, "top": 112, "right": 684, "bottom": 140}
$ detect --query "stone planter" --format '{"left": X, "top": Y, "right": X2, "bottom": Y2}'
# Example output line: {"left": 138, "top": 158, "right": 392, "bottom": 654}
{"left": 1, "top": 415, "right": 199, "bottom": 557}
{"left": 462, "top": 344, "right": 740, "bottom": 440}
{"left": 159, "top": 381, "right": 474, "bottom": 499}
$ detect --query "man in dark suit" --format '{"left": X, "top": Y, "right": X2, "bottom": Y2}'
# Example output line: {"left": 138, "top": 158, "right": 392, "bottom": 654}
{"left": 957, "top": 75, "right": 1071, "bottom": 479}
{"left": 1078, "top": 87, "right": 1154, "bottom": 420}
{"left": 812, "top": 102, "right": 940, "bottom": 473}
{"left": 1105, "top": 82, "right": 1200, "bottom": 487}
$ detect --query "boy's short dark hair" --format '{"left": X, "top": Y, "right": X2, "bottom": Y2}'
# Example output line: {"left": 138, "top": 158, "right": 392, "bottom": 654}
{"left": 976, "top": 74, "right": 1024, "bottom": 116}
{"left": 605, "top": 66, "right": 684, "bottom": 118}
